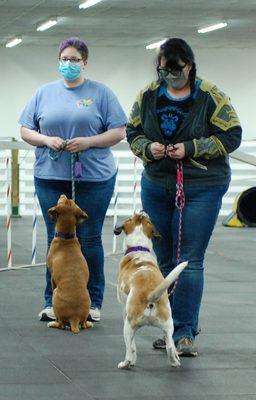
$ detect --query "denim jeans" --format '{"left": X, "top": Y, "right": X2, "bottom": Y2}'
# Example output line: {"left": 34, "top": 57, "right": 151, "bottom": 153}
{"left": 141, "top": 174, "right": 229, "bottom": 342}
{"left": 34, "top": 174, "right": 116, "bottom": 310}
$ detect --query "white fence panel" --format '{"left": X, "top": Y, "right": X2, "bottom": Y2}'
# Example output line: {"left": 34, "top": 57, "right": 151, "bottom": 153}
{"left": 0, "top": 141, "right": 256, "bottom": 217}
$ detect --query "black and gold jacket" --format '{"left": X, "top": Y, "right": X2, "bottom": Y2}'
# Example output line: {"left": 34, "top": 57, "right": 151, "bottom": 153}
{"left": 126, "top": 78, "right": 242, "bottom": 187}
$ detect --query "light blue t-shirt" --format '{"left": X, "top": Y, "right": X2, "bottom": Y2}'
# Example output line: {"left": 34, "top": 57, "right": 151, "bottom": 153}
{"left": 19, "top": 79, "right": 127, "bottom": 181}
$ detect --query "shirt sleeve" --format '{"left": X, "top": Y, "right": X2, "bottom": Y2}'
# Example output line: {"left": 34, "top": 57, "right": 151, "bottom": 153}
{"left": 18, "top": 91, "right": 40, "bottom": 131}
{"left": 184, "top": 92, "right": 242, "bottom": 159}
{"left": 126, "top": 91, "right": 154, "bottom": 163}
{"left": 101, "top": 87, "right": 127, "bottom": 131}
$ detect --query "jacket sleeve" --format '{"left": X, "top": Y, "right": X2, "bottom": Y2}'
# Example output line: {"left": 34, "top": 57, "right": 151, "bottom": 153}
{"left": 126, "top": 92, "right": 154, "bottom": 163}
{"left": 184, "top": 92, "right": 242, "bottom": 159}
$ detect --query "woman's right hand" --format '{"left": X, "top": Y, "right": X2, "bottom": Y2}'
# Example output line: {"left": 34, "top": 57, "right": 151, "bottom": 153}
{"left": 44, "top": 136, "right": 65, "bottom": 151}
{"left": 150, "top": 142, "right": 166, "bottom": 160}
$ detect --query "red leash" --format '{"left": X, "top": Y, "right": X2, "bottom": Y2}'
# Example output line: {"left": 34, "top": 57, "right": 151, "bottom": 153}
{"left": 169, "top": 160, "right": 185, "bottom": 297}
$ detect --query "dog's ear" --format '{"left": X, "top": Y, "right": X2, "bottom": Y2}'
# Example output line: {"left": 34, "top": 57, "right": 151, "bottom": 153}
{"left": 48, "top": 206, "right": 58, "bottom": 222}
{"left": 114, "top": 224, "right": 124, "bottom": 235}
{"left": 76, "top": 210, "right": 88, "bottom": 225}
{"left": 152, "top": 225, "right": 162, "bottom": 242}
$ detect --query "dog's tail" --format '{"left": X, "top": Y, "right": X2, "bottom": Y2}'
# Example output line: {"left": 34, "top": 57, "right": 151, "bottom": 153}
{"left": 147, "top": 261, "right": 188, "bottom": 303}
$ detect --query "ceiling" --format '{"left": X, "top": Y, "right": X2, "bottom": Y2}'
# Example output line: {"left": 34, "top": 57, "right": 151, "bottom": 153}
{"left": 1, "top": 0, "right": 256, "bottom": 49}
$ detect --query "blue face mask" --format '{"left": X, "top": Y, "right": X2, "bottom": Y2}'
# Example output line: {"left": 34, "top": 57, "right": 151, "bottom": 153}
{"left": 59, "top": 62, "right": 81, "bottom": 82}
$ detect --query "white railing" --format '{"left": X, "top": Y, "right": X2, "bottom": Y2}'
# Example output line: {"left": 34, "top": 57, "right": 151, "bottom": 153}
{"left": 1, "top": 140, "right": 256, "bottom": 217}
{"left": 0, "top": 139, "right": 256, "bottom": 269}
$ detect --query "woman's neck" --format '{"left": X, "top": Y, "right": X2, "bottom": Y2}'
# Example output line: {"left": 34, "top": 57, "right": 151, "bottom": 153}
{"left": 64, "top": 76, "right": 85, "bottom": 88}
{"left": 166, "top": 82, "right": 191, "bottom": 99}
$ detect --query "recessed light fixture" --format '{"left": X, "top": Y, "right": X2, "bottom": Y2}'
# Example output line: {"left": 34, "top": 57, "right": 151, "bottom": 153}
{"left": 79, "top": 0, "right": 103, "bottom": 9}
{"left": 146, "top": 39, "right": 167, "bottom": 50}
{"left": 198, "top": 22, "right": 227, "bottom": 34}
{"left": 37, "top": 19, "right": 57, "bottom": 32}
{"left": 5, "top": 38, "right": 22, "bottom": 48}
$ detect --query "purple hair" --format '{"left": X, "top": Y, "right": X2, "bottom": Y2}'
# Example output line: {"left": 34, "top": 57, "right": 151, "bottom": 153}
{"left": 58, "top": 37, "right": 88, "bottom": 60}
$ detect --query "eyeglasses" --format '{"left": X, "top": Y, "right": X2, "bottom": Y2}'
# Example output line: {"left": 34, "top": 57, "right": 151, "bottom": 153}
{"left": 157, "top": 64, "right": 187, "bottom": 78}
{"left": 59, "top": 57, "right": 82, "bottom": 64}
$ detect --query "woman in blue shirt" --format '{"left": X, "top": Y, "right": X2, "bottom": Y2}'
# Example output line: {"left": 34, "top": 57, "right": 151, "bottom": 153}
{"left": 19, "top": 37, "right": 127, "bottom": 322}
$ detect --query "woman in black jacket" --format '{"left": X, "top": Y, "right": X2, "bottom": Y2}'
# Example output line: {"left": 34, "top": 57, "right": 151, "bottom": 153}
{"left": 126, "top": 38, "right": 242, "bottom": 356}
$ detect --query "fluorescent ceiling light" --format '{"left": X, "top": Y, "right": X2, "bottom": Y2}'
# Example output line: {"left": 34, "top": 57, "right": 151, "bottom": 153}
{"left": 146, "top": 39, "right": 167, "bottom": 50}
{"left": 79, "top": 0, "right": 103, "bottom": 9}
{"left": 198, "top": 22, "right": 227, "bottom": 34}
{"left": 37, "top": 19, "right": 57, "bottom": 32}
{"left": 5, "top": 38, "right": 22, "bottom": 48}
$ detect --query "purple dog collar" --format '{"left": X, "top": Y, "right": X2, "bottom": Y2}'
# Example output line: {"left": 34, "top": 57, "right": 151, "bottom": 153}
{"left": 54, "top": 232, "right": 76, "bottom": 239}
{"left": 125, "top": 246, "right": 151, "bottom": 255}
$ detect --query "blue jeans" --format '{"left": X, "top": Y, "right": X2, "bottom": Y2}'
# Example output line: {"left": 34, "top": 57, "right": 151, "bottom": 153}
{"left": 141, "top": 175, "right": 228, "bottom": 342}
{"left": 34, "top": 174, "right": 116, "bottom": 309}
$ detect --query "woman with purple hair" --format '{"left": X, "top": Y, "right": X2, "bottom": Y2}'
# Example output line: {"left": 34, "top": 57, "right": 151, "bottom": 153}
{"left": 19, "top": 37, "right": 127, "bottom": 323}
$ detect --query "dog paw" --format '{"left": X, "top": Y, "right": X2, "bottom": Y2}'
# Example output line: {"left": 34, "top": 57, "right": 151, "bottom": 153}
{"left": 171, "top": 359, "right": 181, "bottom": 368}
{"left": 71, "top": 328, "right": 80, "bottom": 334}
{"left": 168, "top": 348, "right": 181, "bottom": 367}
{"left": 82, "top": 321, "right": 93, "bottom": 329}
{"left": 47, "top": 321, "right": 65, "bottom": 330}
{"left": 118, "top": 360, "right": 134, "bottom": 370}
{"left": 170, "top": 353, "right": 181, "bottom": 368}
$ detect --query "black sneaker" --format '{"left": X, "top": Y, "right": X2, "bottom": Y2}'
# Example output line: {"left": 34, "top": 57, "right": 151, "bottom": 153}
{"left": 152, "top": 336, "right": 166, "bottom": 350}
{"left": 176, "top": 337, "right": 198, "bottom": 357}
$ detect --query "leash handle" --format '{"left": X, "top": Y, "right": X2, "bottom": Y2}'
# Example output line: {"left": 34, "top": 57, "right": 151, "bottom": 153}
{"left": 47, "top": 139, "right": 79, "bottom": 202}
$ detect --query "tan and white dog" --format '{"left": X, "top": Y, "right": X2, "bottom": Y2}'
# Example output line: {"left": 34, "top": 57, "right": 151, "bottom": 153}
{"left": 114, "top": 212, "right": 187, "bottom": 369}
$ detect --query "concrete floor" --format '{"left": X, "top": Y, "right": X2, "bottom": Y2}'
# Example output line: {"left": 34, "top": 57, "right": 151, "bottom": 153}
{"left": 0, "top": 216, "right": 256, "bottom": 400}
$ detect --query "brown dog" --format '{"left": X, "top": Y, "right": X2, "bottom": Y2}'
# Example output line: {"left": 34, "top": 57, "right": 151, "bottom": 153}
{"left": 46, "top": 194, "right": 92, "bottom": 334}
{"left": 114, "top": 212, "right": 187, "bottom": 369}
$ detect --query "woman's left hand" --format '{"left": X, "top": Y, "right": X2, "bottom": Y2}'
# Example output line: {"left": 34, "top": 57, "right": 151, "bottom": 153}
{"left": 166, "top": 143, "right": 185, "bottom": 159}
{"left": 65, "top": 137, "right": 92, "bottom": 153}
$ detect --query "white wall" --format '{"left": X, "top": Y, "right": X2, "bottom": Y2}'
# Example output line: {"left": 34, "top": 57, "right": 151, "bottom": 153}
{"left": 0, "top": 45, "right": 255, "bottom": 140}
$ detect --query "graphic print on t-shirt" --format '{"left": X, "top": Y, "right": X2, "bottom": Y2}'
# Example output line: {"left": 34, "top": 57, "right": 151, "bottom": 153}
{"left": 157, "top": 105, "right": 188, "bottom": 137}
{"left": 76, "top": 98, "right": 93, "bottom": 109}
{"left": 157, "top": 84, "right": 192, "bottom": 139}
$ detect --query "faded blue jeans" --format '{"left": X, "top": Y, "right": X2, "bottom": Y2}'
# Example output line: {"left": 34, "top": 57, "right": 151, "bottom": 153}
{"left": 34, "top": 174, "right": 116, "bottom": 310}
{"left": 141, "top": 174, "right": 229, "bottom": 343}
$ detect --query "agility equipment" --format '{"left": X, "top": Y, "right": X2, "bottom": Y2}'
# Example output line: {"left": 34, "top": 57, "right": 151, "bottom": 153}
{"left": 222, "top": 186, "right": 256, "bottom": 227}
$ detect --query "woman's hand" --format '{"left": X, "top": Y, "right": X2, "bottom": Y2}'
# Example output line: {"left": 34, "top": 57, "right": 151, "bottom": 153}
{"left": 44, "top": 136, "right": 66, "bottom": 151}
{"left": 150, "top": 142, "right": 166, "bottom": 160}
{"left": 166, "top": 143, "right": 185, "bottom": 159}
{"left": 65, "top": 137, "right": 92, "bottom": 153}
